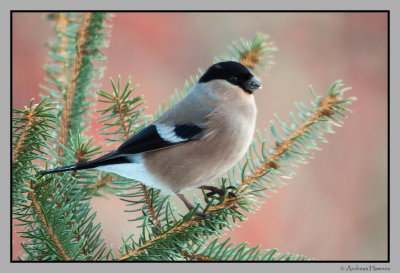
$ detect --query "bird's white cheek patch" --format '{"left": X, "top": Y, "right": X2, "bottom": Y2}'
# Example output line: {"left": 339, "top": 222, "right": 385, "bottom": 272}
{"left": 156, "top": 124, "right": 186, "bottom": 143}
{"left": 95, "top": 162, "right": 173, "bottom": 194}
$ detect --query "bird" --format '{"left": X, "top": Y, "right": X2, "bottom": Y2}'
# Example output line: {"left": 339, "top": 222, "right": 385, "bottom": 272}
{"left": 38, "top": 61, "right": 262, "bottom": 214}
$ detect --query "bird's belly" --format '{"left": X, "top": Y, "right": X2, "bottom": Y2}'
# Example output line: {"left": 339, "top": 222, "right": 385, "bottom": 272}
{"left": 95, "top": 161, "right": 174, "bottom": 193}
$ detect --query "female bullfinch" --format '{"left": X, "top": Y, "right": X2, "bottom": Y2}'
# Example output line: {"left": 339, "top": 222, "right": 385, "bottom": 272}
{"left": 39, "top": 61, "right": 262, "bottom": 210}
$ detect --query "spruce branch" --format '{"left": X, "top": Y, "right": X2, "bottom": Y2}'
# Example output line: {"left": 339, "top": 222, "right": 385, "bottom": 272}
{"left": 13, "top": 12, "right": 112, "bottom": 261}
{"left": 15, "top": 131, "right": 109, "bottom": 261}
{"left": 27, "top": 182, "right": 71, "bottom": 261}
{"left": 57, "top": 13, "right": 93, "bottom": 158}
{"left": 60, "top": 132, "right": 103, "bottom": 200}
{"left": 238, "top": 32, "right": 277, "bottom": 71}
{"left": 188, "top": 238, "right": 313, "bottom": 261}
{"left": 215, "top": 32, "right": 277, "bottom": 72}
{"left": 51, "top": 136, "right": 102, "bottom": 260}
{"left": 13, "top": 103, "right": 44, "bottom": 163}
{"left": 40, "top": 12, "right": 111, "bottom": 163}
{"left": 17, "top": 171, "right": 109, "bottom": 261}
{"left": 140, "top": 185, "right": 162, "bottom": 229}
{"left": 119, "top": 217, "right": 204, "bottom": 260}
{"left": 97, "top": 77, "right": 162, "bottom": 228}
{"left": 12, "top": 98, "right": 57, "bottom": 208}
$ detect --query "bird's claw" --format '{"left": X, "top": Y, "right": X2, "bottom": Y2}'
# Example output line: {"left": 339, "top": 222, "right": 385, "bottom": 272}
{"left": 201, "top": 185, "right": 237, "bottom": 202}
{"left": 194, "top": 211, "right": 214, "bottom": 218}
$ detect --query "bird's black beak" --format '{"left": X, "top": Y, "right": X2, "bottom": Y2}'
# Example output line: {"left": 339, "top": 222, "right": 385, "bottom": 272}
{"left": 244, "top": 76, "right": 262, "bottom": 94}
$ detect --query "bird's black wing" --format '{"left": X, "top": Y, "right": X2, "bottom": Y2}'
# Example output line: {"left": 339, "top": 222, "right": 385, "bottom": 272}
{"left": 117, "top": 124, "right": 203, "bottom": 155}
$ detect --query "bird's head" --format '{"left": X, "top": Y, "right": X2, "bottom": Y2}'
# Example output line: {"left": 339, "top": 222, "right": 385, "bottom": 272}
{"left": 199, "top": 61, "right": 262, "bottom": 94}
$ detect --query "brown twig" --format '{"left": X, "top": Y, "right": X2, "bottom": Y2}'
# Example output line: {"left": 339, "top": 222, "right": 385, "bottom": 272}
{"left": 140, "top": 184, "right": 162, "bottom": 227}
{"left": 86, "top": 174, "right": 114, "bottom": 188}
{"left": 182, "top": 251, "right": 216, "bottom": 261}
{"left": 240, "top": 49, "right": 262, "bottom": 69}
{"left": 115, "top": 98, "right": 131, "bottom": 142}
{"left": 27, "top": 182, "right": 71, "bottom": 261}
{"left": 12, "top": 106, "right": 37, "bottom": 163}
{"left": 52, "top": 13, "right": 69, "bottom": 87}
{"left": 120, "top": 218, "right": 205, "bottom": 260}
{"left": 239, "top": 39, "right": 276, "bottom": 70}
{"left": 57, "top": 13, "right": 93, "bottom": 160}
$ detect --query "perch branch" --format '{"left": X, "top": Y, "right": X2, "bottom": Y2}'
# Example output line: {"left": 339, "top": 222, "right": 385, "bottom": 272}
{"left": 119, "top": 93, "right": 349, "bottom": 261}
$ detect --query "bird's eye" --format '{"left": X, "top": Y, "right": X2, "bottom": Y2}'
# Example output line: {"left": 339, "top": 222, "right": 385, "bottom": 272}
{"left": 229, "top": 76, "right": 238, "bottom": 83}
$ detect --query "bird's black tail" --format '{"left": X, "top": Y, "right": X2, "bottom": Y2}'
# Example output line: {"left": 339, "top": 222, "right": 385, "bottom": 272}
{"left": 37, "top": 161, "right": 97, "bottom": 176}
{"left": 37, "top": 150, "right": 130, "bottom": 176}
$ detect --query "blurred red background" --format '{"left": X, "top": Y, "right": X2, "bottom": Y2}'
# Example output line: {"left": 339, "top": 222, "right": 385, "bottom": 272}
{"left": 12, "top": 12, "right": 388, "bottom": 260}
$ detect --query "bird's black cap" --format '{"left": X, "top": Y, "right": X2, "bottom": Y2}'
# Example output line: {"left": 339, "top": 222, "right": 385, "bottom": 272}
{"left": 199, "top": 61, "right": 261, "bottom": 94}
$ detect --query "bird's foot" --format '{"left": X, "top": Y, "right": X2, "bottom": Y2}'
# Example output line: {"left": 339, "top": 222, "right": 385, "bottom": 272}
{"left": 177, "top": 193, "right": 213, "bottom": 218}
{"left": 199, "top": 185, "right": 236, "bottom": 202}
{"left": 176, "top": 186, "right": 236, "bottom": 219}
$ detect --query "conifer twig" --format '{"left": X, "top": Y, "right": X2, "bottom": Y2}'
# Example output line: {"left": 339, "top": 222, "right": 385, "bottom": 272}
{"left": 182, "top": 251, "right": 217, "bottom": 261}
{"left": 12, "top": 106, "right": 37, "bottom": 163}
{"left": 57, "top": 13, "right": 93, "bottom": 159}
{"left": 53, "top": 13, "right": 69, "bottom": 86}
{"left": 86, "top": 174, "right": 114, "bottom": 189}
{"left": 27, "top": 182, "right": 71, "bottom": 261}
{"left": 120, "top": 219, "right": 203, "bottom": 260}
{"left": 140, "top": 185, "right": 162, "bottom": 228}
{"left": 64, "top": 140, "right": 97, "bottom": 260}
